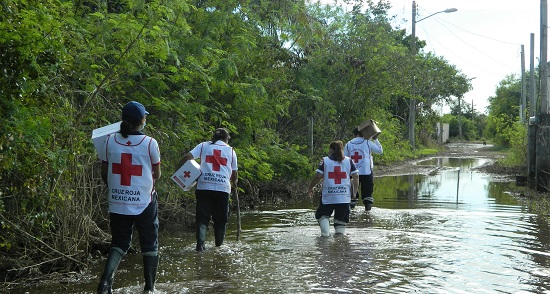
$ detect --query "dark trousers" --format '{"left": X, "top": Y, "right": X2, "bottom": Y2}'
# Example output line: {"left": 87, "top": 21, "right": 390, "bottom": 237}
{"left": 195, "top": 189, "right": 230, "bottom": 230}
{"left": 315, "top": 200, "right": 350, "bottom": 224}
{"left": 109, "top": 192, "right": 159, "bottom": 253}
{"left": 355, "top": 174, "right": 374, "bottom": 202}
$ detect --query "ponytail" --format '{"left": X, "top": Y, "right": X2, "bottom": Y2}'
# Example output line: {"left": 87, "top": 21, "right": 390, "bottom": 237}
{"left": 210, "top": 128, "right": 230, "bottom": 144}
{"left": 120, "top": 121, "right": 132, "bottom": 138}
{"left": 119, "top": 119, "right": 142, "bottom": 138}
{"left": 329, "top": 141, "right": 345, "bottom": 162}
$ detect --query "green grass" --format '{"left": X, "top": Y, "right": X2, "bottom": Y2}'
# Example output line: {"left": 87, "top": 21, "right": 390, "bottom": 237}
{"left": 415, "top": 148, "right": 439, "bottom": 157}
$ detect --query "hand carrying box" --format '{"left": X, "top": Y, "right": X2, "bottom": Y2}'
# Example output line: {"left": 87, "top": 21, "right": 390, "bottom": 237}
{"left": 172, "top": 160, "right": 201, "bottom": 191}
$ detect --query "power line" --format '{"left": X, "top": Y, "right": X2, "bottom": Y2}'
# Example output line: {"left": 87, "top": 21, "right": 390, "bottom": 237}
{"left": 436, "top": 17, "right": 523, "bottom": 46}
{"left": 422, "top": 16, "right": 521, "bottom": 71}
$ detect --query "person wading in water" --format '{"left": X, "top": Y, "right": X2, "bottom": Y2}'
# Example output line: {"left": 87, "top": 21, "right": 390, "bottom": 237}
{"left": 177, "top": 128, "right": 238, "bottom": 251}
{"left": 308, "top": 141, "right": 359, "bottom": 237}
{"left": 98, "top": 101, "right": 161, "bottom": 293}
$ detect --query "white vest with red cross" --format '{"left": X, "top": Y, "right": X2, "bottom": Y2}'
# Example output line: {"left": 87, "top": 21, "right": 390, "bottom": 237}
{"left": 344, "top": 138, "right": 382, "bottom": 175}
{"left": 190, "top": 141, "right": 237, "bottom": 194}
{"left": 321, "top": 157, "right": 354, "bottom": 204}
{"left": 104, "top": 133, "right": 160, "bottom": 215}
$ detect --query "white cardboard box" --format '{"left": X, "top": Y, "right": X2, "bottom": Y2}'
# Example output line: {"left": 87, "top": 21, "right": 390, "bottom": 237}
{"left": 91, "top": 121, "right": 121, "bottom": 160}
{"left": 171, "top": 159, "right": 201, "bottom": 191}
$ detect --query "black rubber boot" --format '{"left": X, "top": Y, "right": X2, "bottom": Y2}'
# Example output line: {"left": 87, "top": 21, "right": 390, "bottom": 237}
{"left": 196, "top": 223, "right": 208, "bottom": 251}
{"left": 363, "top": 197, "right": 374, "bottom": 211}
{"left": 350, "top": 198, "right": 358, "bottom": 209}
{"left": 143, "top": 254, "right": 159, "bottom": 292}
{"left": 214, "top": 226, "right": 226, "bottom": 247}
{"left": 97, "top": 248, "right": 123, "bottom": 294}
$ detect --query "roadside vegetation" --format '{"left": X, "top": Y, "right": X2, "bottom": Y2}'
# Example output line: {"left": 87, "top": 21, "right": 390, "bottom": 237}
{"left": 480, "top": 70, "right": 550, "bottom": 220}
{"left": 485, "top": 75, "right": 529, "bottom": 168}
{"left": 0, "top": 0, "right": 538, "bottom": 286}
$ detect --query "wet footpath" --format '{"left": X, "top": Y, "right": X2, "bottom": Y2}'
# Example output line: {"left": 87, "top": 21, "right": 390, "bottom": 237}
{"left": 19, "top": 144, "right": 550, "bottom": 293}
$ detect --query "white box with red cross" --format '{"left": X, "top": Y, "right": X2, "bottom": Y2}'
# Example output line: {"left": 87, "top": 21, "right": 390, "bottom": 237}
{"left": 171, "top": 159, "right": 201, "bottom": 191}
{"left": 91, "top": 121, "right": 122, "bottom": 161}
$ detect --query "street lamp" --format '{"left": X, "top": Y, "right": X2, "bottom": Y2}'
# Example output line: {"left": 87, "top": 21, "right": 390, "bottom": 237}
{"left": 458, "top": 77, "right": 475, "bottom": 140}
{"left": 409, "top": 1, "right": 457, "bottom": 148}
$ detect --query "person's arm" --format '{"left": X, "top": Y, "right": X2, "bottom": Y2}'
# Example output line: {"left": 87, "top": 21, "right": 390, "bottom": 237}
{"left": 230, "top": 148, "right": 238, "bottom": 188}
{"left": 152, "top": 163, "right": 161, "bottom": 180}
{"left": 230, "top": 170, "right": 238, "bottom": 187}
{"left": 101, "top": 161, "right": 108, "bottom": 185}
{"left": 369, "top": 138, "right": 383, "bottom": 154}
{"left": 176, "top": 152, "right": 194, "bottom": 170}
{"left": 148, "top": 138, "right": 162, "bottom": 180}
{"left": 307, "top": 173, "right": 323, "bottom": 198}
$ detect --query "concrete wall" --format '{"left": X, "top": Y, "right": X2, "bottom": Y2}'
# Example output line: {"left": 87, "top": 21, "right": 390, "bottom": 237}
{"left": 436, "top": 122, "right": 449, "bottom": 144}
{"left": 535, "top": 113, "right": 550, "bottom": 191}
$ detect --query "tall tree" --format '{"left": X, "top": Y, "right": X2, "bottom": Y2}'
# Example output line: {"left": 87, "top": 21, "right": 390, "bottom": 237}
{"left": 485, "top": 74, "right": 522, "bottom": 146}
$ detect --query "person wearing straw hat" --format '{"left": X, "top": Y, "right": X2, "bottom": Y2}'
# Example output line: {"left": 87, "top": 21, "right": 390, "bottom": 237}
{"left": 98, "top": 101, "right": 161, "bottom": 293}
{"left": 344, "top": 127, "right": 383, "bottom": 211}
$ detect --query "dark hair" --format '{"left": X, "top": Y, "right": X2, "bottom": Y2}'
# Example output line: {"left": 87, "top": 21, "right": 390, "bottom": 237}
{"left": 119, "top": 120, "right": 139, "bottom": 138}
{"left": 119, "top": 101, "right": 148, "bottom": 138}
{"left": 121, "top": 113, "right": 144, "bottom": 138}
{"left": 210, "top": 128, "right": 230, "bottom": 143}
{"left": 353, "top": 128, "right": 362, "bottom": 136}
{"left": 329, "top": 141, "right": 345, "bottom": 162}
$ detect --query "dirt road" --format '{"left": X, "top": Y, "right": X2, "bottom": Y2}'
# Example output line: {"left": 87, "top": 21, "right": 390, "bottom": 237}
{"left": 375, "top": 142, "right": 521, "bottom": 178}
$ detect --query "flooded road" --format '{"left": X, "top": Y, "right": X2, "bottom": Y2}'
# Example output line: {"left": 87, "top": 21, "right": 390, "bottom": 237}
{"left": 19, "top": 154, "right": 550, "bottom": 293}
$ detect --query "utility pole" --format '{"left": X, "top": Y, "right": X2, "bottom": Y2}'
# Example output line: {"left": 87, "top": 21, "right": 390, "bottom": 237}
{"left": 471, "top": 99, "right": 474, "bottom": 122}
{"left": 536, "top": 0, "right": 550, "bottom": 191}
{"left": 408, "top": 1, "right": 457, "bottom": 149}
{"left": 521, "top": 45, "right": 526, "bottom": 122}
{"left": 542, "top": 0, "right": 548, "bottom": 113}
{"left": 528, "top": 33, "right": 537, "bottom": 188}
{"left": 409, "top": 1, "right": 417, "bottom": 149}
{"left": 530, "top": 33, "right": 537, "bottom": 117}
{"left": 458, "top": 96, "right": 462, "bottom": 139}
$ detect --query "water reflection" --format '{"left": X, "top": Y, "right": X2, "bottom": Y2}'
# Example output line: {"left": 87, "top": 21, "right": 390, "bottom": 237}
{"left": 14, "top": 154, "right": 550, "bottom": 293}
{"left": 376, "top": 157, "right": 516, "bottom": 210}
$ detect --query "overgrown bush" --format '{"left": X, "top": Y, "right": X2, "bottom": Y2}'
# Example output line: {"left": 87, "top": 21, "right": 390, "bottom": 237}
{"left": 500, "top": 121, "right": 527, "bottom": 166}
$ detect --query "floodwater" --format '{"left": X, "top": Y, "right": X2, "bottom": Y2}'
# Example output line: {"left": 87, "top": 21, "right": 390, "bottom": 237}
{"left": 17, "top": 145, "right": 550, "bottom": 293}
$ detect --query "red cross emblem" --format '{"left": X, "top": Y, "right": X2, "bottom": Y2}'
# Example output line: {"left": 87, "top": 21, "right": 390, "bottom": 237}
{"left": 205, "top": 149, "right": 228, "bottom": 171}
{"left": 328, "top": 166, "right": 347, "bottom": 184}
{"left": 351, "top": 151, "right": 363, "bottom": 163}
{"left": 183, "top": 171, "right": 191, "bottom": 178}
{"left": 112, "top": 153, "right": 142, "bottom": 186}
{"left": 126, "top": 141, "right": 132, "bottom": 146}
